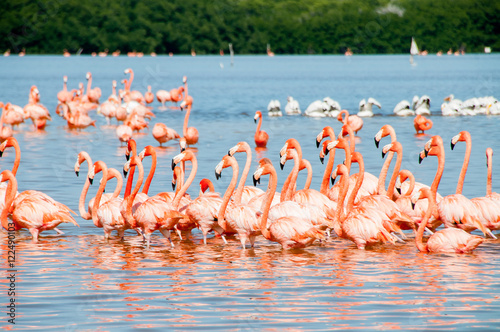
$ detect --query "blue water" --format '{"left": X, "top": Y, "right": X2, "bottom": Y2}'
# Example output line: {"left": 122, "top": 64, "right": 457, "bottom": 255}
{"left": 1, "top": 54, "right": 500, "bottom": 331}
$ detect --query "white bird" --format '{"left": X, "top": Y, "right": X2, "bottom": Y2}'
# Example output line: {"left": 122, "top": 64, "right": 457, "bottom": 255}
{"left": 267, "top": 99, "right": 282, "bottom": 117}
{"left": 415, "top": 95, "right": 431, "bottom": 115}
{"left": 488, "top": 101, "right": 500, "bottom": 115}
{"left": 412, "top": 95, "right": 420, "bottom": 110}
{"left": 304, "top": 99, "right": 328, "bottom": 117}
{"left": 393, "top": 100, "right": 415, "bottom": 116}
{"left": 441, "top": 94, "right": 463, "bottom": 116}
{"left": 357, "top": 97, "right": 381, "bottom": 117}
{"left": 322, "top": 97, "right": 341, "bottom": 117}
{"left": 284, "top": 96, "right": 301, "bottom": 115}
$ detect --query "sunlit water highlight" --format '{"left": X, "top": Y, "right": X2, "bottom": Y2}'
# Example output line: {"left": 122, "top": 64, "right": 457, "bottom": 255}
{"left": 1, "top": 54, "right": 500, "bottom": 330}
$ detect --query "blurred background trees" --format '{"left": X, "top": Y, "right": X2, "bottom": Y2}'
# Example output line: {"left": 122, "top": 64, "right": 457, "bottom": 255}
{"left": 1, "top": 0, "right": 498, "bottom": 55}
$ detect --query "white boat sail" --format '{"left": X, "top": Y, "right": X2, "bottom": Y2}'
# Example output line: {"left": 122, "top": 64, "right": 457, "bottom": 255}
{"left": 410, "top": 37, "right": 419, "bottom": 64}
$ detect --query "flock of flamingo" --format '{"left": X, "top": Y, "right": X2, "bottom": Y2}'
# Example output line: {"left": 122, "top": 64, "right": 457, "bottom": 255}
{"left": 0, "top": 68, "right": 196, "bottom": 149}
{"left": 1, "top": 98, "right": 498, "bottom": 253}
{"left": 1, "top": 67, "right": 499, "bottom": 253}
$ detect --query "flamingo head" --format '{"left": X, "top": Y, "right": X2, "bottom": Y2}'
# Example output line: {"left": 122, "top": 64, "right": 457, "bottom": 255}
{"left": 172, "top": 150, "right": 195, "bottom": 171}
{"left": 199, "top": 178, "right": 212, "bottom": 194}
{"left": 319, "top": 140, "right": 332, "bottom": 163}
{"left": 182, "top": 76, "right": 187, "bottom": 84}
{"left": 86, "top": 72, "right": 91, "bottom": 80}
{"left": 112, "top": 80, "right": 117, "bottom": 88}
{"left": 254, "top": 111, "right": 262, "bottom": 123}
{"left": 124, "top": 68, "right": 131, "bottom": 74}
{"left": 450, "top": 131, "right": 469, "bottom": 150}
{"left": 179, "top": 137, "right": 187, "bottom": 151}
{"left": 0, "top": 102, "right": 3, "bottom": 109}
{"left": 331, "top": 164, "right": 349, "bottom": 185}
{"left": 63, "top": 76, "right": 68, "bottom": 82}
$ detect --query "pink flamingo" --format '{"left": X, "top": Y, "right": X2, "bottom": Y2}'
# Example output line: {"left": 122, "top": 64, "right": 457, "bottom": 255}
{"left": 0, "top": 170, "right": 79, "bottom": 242}
{"left": 156, "top": 89, "right": 171, "bottom": 110}
{"left": 152, "top": 123, "right": 180, "bottom": 147}
{"left": 145, "top": 85, "right": 154, "bottom": 104}
{"left": 337, "top": 109, "right": 363, "bottom": 134}
{"left": 0, "top": 103, "right": 13, "bottom": 141}
{"left": 412, "top": 188, "right": 484, "bottom": 253}
{"left": 414, "top": 114, "right": 433, "bottom": 134}
{"left": 215, "top": 155, "right": 261, "bottom": 248}
{"left": 199, "top": 178, "right": 215, "bottom": 195}
{"left": 449, "top": 132, "right": 497, "bottom": 237}
{"left": 86, "top": 72, "right": 101, "bottom": 104}
{"left": 57, "top": 76, "right": 72, "bottom": 104}
{"left": 3, "top": 102, "right": 28, "bottom": 128}
{"left": 88, "top": 161, "right": 128, "bottom": 239}
{"left": 253, "top": 111, "right": 268, "bottom": 148}
{"left": 330, "top": 164, "right": 396, "bottom": 249}
{"left": 23, "top": 86, "right": 51, "bottom": 130}
{"left": 180, "top": 95, "right": 199, "bottom": 146}
{"left": 124, "top": 68, "right": 145, "bottom": 104}
{"left": 122, "top": 156, "right": 185, "bottom": 247}
{"left": 252, "top": 161, "right": 325, "bottom": 249}
{"left": 421, "top": 135, "right": 490, "bottom": 237}
{"left": 75, "top": 151, "right": 120, "bottom": 220}
{"left": 227, "top": 141, "right": 265, "bottom": 204}
{"left": 116, "top": 124, "right": 133, "bottom": 145}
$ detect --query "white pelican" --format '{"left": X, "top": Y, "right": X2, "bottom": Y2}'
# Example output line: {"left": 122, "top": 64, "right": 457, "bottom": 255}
{"left": 415, "top": 95, "right": 431, "bottom": 115}
{"left": 357, "top": 97, "right": 381, "bottom": 117}
{"left": 304, "top": 99, "right": 328, "bottom": 117}
{"left": 412, "top": 95, "right": 419, "bottom": 110}
{"left": 284, "top": 96, "right": 301, "bottom": 115}
{"left": 323, "top": 97, "right": 341, "bottom": 117}
{"left": 393, "top": 100, "right": 415, "bottom": 116}
{"left": 267, "top": 99, "right": 282, "bottom": 117}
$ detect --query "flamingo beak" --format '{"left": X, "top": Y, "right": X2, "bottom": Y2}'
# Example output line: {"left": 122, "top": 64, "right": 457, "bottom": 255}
{"left": 451, "top": 141, "right": 456, "bottom": 150}
{"left": 253, "top": 175, "right": 260, "bottom": 186}
{"left": 172, "top": 182, "right": 176, "bottom": 191}
{"left": 411, "top": 202, "right": 416, "bottom": 210}
{"left": 396, "top": 186, "right": 401, "bottom": 195}
{"left": 382, "top": 151, "right": 387, "bottom": 159}
{"left": 319, "top": 156, "right": 324, "bottom": 164}
{"left": 374, "top": 138, "right": 380, "bottom": 149}
{"left": 215, "top": 171, "right": 221, "bottom": 180}
{"left": 316, "top": 139, "right": 320, "bottom": 148}
{"left": 75, "top": 171, "right": 79, "bottom": 177}
{"left": 280, "top": 162, "right": 285, "bottom": 170}
{"left": 123, "top": 169, "right": 128, "bottom": 178}
{"left": 88, "top": 177, "right": 93, "bottom": 185}
{"left": 418, "top": 154, "right": 424, "bottom": 164}
{"left": 171, "top": 159, "right": 176, "bottom": 171}
{"left": 331, "top": 176, "right": 336, "bottom": 185}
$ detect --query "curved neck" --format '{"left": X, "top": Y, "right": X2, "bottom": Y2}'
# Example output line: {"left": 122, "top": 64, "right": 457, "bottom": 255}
{"left": 431, "top": 147, "right": 445, "bottom": 198}
{"left": 9, "top": 140, "right": 21, "bottom": 176}
{"left": 78, "top": 180, "right": 92, "bottom": 219}
{"left": 92, "top": 165, "right": 108, "bottom": 227}
{"left": 125, "top": 159, "right": 144, "bottom": 229}
{"left": 386, "top": 148, "right": 403, "bottom": 199}
{"left": 334, "top": 167, "right": 350, "bottom": 236}
{"left": 1, "top": 172, "right": 20, "bottom": 230}
{"left": 343, "top": 125, "right": 356, "bottom": 152}
{"left": 456, "top": 135, "right": 471, "bottom": 194}
{"left": 172, "top": 157, "right": 197, "bottom": 209}
{"left": 255, "top": 115, "right": 262, "bottom": 136}
{"left": 302, "top": 160, "right": 312, "bottom": 190}
{"left": 378, "top": 153, "right": 393, "bottom": 195}
{"left": 259, "top": 167, "right": 277, "bottom": 239}
{"left": 127, "top": 71, "right": 134, "bottom": 91}
{"left": 347, "top": 158, "right": 364, "bottom": 210}
{"left": 183, "top": 105, "right": 191, "bottom": 136}
{"left": 286, "top": 151, "right": 300, "bottom": 201}
{"left": 402, "top": 172, "right": 415, "bottom": 197}
{"left": 415, "top": 190, "right": 435, "bottom": 252}
{"left": 107, "top": 168, "right": 123, "bottom": 198}
{"left": 142, "top": 148, "right": 156, "bottom": 195}
{"left": 217, "top": 160, "right": 239, "bottom": 228}
{"left": 320, "top": 148, "right": 335, "bottom": 194}
{"left": 234, "top": 143, "right": 251, "bottom": 203}
{"left": 86, "top": 75, "right": 92, "bottom": 96}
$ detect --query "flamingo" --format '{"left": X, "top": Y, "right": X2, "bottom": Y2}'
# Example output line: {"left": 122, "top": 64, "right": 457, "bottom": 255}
{"left": 122, "top": 156, "right": 185, "bottom": 248}
{"left": 252, "top": 161, "right": 325, "bottom": 249}
{"left": 74, "top": 151, "right": 120, "bottom": 220}
{"left": 215, "top": 155, "right": 261, "bottom": 248}
{"left": 412, "top": 188, "right": 484, "bottom": 253}
{"left": 470, "top": 148, "right": 500, "bottom": 231}
{"left": 330, "top": 164, "right": 396, "bottom": 249}
{"left": 116, "top": 124, "right": 133, "bottom": 145}
{"left": 86, "top": 72, "right": 101, "bottom": 104}
{"left": 0, "top": 170, "right": 79, "bottom": 243}
{"left": 253, "top": 110, "right": 268, "bottom": 148}
{"left": 88, "top": 161, "right": 127, "bottom": 239}
{"left": 144, "top": 85, "right": 154, "bottom": 104}
{"left": 3, "top": 102, "right": 29, "bottom": 128}
{"left": 337, "top": 110, "right": 363, "bottom": 134}
{"left": 23, "top": 86, "right": 52, "bottom": 130}
{"left": 124, "top": 68, "right": 145, "bottom": 104}
{"left": 180, "top": 95, "right": 199, "bottom": 146}
{"left": 199, "top": 178, "right": 215, "bottom": 195}
{"left": 57, "top": 76, "right": 72, "bottom": 104}
{"left": 420, "top": 135, "right": 490, "bottom": 237}
{"left": 0, "top": 103, "right": 13, "bottom": 141}
{"left": 227, "top": 141, "right": 265, "bottom": 204}
{"left": 156, "top": 89, "right": 171, "bottom": 110}
{"left": 152, "top": 123, "right": 180, "bottom": 147}
{"left": 414, "top": 114, "right": 433, "bottom": 134}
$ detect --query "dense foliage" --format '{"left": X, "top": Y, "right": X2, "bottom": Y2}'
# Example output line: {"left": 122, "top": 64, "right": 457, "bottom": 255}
{"left": 1, "top": 0, "right": 498, "bottom": 55}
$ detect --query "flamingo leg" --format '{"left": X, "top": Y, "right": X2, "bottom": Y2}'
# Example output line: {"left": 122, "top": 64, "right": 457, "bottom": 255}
{"left": 239, "top": 234, "right": 248, "bottom": 250}
{"left": 29, "top": 228, "right": 40, "bottom": 243}
{"left": 159, "top": 229, "right": 174, "bottom": 248}
{"left": 54, "top": 227, "right": 64, "bottom": 235}
{"left": 174, "top": 225, "right": 183, "bottom": 240}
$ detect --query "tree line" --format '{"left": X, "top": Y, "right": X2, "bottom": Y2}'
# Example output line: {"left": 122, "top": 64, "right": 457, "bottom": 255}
{"left": 1, "top": 0, "right": 498, "bottom": 55}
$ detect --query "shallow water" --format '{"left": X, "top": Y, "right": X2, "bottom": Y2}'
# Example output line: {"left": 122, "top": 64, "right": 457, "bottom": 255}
{"left": 1, "top": 54, "right": 500, "bottom": 330}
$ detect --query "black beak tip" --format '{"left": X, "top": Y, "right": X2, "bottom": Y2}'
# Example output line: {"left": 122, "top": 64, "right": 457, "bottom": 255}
{"left": 418, "top": 155, "right": 423, "bottom": 164}
{"left": 411, "top": 202, "right": 416, "bottom": 210}
{"left": 227, "top": 150, "right": 231, "bottom": 156}
{"left": 253, "top": 175, "right": 258, "bottom": 186}
{"left": 451, "top": 142, "right": 455, "bottom": 150}
{"left": 75, "top": 171, "right": 79, "bottom": 177}
{"left": 172, "top": 182, "right": 176, "bottom": 191}
{"left": 396, "top": 187, "right": 401, "bottom": 195}
{"left": 171, "top": 159, "right": 175, "bottom": 171}
{"left": 0, "top": 150, "right": 3, "bottom": 157}
{"left": 254, "top": 119, "right": 257, "bottom": 124}
{"left": 280, "top": 163, "right": 284, "bottom": 170}
{"left": 374, "top": 138, "right": 380, "bottom": 149}
{"left": 424, "top": 149, "right": 429, "bottom": 157}
{"left": 123, "top": 169, "right": 128, "bottom": 178}
{"left": 331, "top": 177, "right": 336, "bottom": 185}
{"left": 382, "top": 151, "right": 386, "bottom": 159}
{"left": 316, "top": 140, "right": 320, "bottom": 148}
{"left": 319, "top": 157, "right": 324, "bottom": 164}
{"left": 88, "top": 177, "right": 93, "bottom": 185}
{"left": 125, "top": 154, "right": 130, "bottom": 161}
{"left": 215, "top": 171, "right": 221, "bottom": 180}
